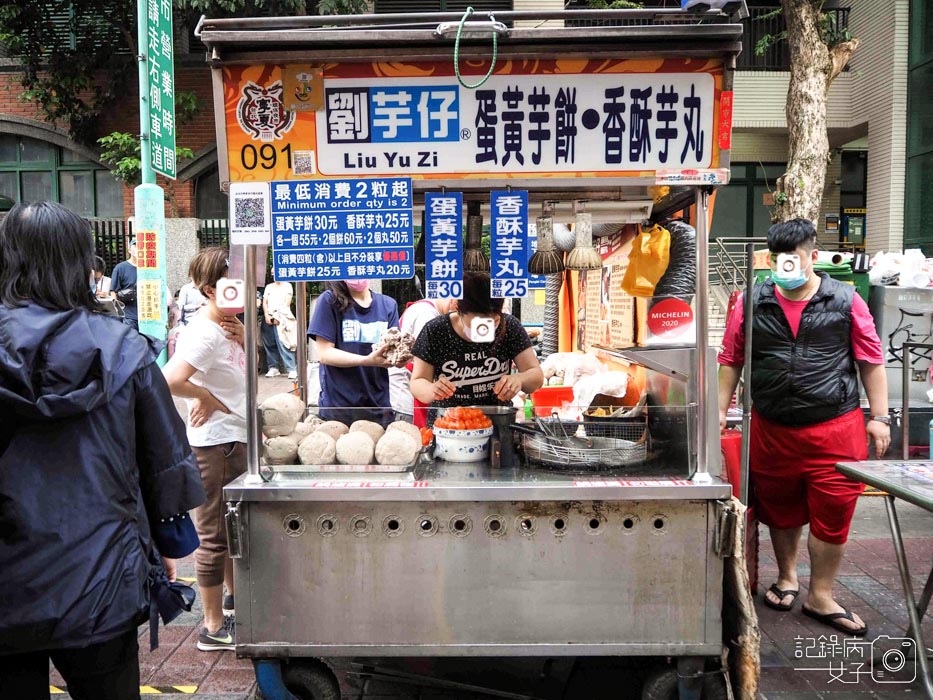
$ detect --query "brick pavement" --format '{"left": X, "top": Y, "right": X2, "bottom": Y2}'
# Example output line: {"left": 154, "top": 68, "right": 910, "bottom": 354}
{"left": 51, "top": 377, "right": 932, "bottom": 699}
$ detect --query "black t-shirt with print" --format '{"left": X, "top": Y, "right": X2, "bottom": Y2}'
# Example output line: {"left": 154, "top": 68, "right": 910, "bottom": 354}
{"left": 411, "top": 313, "right": 533, "bottom": 408}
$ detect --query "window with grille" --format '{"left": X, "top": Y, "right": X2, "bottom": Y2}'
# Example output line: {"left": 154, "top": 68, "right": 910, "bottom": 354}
{"left": 0, "top": 135, "right": 123, "bottom": 217}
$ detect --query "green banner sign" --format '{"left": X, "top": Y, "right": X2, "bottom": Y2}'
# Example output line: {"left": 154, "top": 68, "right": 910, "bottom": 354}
{"left": 145, "top": 0, "right": 176, "bottom": 179}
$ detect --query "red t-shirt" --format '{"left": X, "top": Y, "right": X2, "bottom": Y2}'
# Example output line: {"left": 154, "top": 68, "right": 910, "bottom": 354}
{"left": 717, "top": 288, "right": 884, "bottom": 367}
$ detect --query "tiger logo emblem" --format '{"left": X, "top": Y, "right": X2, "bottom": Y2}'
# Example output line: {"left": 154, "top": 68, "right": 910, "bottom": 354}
{"left": 236, "top": 81, "right": 295, "bottom": 142}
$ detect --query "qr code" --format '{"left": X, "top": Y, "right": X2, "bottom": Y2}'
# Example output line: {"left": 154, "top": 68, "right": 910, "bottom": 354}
{"left": 292, "top": 150, "right": 316, "bottom": 175}
{"left": 234, "top": 197, "right": 264, "bottom": 228}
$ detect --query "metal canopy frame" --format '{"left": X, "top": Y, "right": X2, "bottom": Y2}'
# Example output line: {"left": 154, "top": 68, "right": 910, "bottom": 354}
{"left": 210, "top": 8, "right": 741, "bottom": 483}
{"left": 196, "top": 8, "right": 745, "bottom": 51}
{"left": 201, "top": 9, "right": 742, "bottom": 200}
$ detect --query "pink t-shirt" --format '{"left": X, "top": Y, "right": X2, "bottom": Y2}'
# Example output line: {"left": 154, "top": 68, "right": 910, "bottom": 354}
{"left": 717, "top": 288, "right": 883, "bottom": 367}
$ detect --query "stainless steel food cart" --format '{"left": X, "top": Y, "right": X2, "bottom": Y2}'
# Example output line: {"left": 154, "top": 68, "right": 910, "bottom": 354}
{"left": 200, "top": 7, "right": 747, "bottom": 698}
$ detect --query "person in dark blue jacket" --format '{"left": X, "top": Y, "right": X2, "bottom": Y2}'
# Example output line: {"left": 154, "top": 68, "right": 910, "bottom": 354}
{"left": 0, "top": 202, "right": 206, "bottom": 700}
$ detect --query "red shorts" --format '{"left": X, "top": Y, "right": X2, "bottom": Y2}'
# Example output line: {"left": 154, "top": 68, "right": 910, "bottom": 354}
{"left": 749, "top": 408, "right": 867, "bottom": 544}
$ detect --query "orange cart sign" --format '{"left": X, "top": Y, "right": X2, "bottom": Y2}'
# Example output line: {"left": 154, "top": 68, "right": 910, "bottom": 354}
{"left": 222, "top": 59, "right": 730, "bottom": 184}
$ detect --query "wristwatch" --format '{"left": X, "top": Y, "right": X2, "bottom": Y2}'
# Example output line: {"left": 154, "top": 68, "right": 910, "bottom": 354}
{"left": 870, "top": 415, "right": 891, "bottom": 425}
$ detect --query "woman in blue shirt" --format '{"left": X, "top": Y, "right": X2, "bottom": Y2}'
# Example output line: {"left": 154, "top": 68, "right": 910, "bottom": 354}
{"left": 308, "top": 280, "right": 401, "bottom": 426}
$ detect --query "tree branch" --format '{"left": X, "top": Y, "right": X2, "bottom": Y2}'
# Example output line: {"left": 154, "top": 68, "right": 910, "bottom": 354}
{"left": 828, "top": 37, "right": 859, "bottom": 84}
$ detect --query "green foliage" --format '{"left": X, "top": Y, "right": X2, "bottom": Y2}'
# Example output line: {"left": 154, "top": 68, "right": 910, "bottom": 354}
{"left": 316, "top": 0, "right": 369, "bottom": 14}
{"left": 97, "top": 87, "right": 199, "bottom": 182}
{"left": 175, "top": 0, "right": 307, "bottom": 18}
{"left": 818, "top": 9, "right": 852, "bottom": 49}
{"left": 0, "top": 1, "right": 136, "bottom": 144}
{"left": 754, "top": 31, "right": 787, "bottom": 57}
{"left": 584, "top": 0, "right": 644, "bottom": 9}
{"left": 0, "top": 0, "right": 311, "bottom": 144}
{"left": 98, "top": 131, "right": 194, "bottom": 185}
{"left": 753, "top": 4, "right": 853, "bottom": 57}
{"left": 175, "top": 90, "right": 201, "bottom": 125}
{"left": 97, "top": 132, "right": 141, "bottom": 183}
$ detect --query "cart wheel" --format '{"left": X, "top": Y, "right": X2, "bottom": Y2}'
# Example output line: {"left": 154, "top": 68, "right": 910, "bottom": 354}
{"left": 254, "top": 660, "right": 341, "bottom": 700}
{"left": 641, "top": 665, "right": 728, "bottom": 700}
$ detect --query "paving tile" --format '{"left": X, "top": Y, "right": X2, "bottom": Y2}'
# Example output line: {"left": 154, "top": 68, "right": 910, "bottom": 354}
{"left": 140, "top": 624, "right": 195, "bottom": 669}
{"left": 841, "top": 576, "right": 910, "bottom": 618}
{"left": 152, "top": 663, "right": 221, "bottom": 688}
{"left": 199, "top": 667, "right": 258, "bottom": 693}
{"left": 214, "top": 651, "right": 254, "bottom": 671}
{"left": 758, "top": 667, "right": 821, "bottom": 692}
{"left": 49, "top": 667, "right": 65, "bottom": 686}
{"left": 760, "top": 638, "right": 790, "bottom": 668}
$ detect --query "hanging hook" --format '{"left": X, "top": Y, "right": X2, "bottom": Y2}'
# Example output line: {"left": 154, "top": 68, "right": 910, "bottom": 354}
{"left": 444, "top": 7, "right": 503, "bottom": 90}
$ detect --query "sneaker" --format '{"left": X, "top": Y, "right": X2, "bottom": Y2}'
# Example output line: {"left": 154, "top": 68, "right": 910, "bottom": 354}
{"left": 265, "top": 368, "right": 281, "bottom": 378}
{"left": 222, "top": 593, "right": 235, "bottom": 617}
{"left": 197, "top": 617, "right": 235, "bottom": 651}
{"left": 287, "top": 370, "right": 298, "bottom": 380}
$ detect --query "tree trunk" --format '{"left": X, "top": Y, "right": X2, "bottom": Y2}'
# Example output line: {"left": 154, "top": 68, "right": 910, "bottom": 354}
{"left": 773, "top": 0, "right": 858, "bottom": 225}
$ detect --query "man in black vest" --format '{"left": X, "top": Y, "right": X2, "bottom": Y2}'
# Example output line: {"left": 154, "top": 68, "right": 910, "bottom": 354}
{"left": 718, "top": 219, "right": 890, "bottom": 637}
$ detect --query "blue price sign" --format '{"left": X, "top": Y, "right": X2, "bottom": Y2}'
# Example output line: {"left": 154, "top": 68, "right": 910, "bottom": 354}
{"left": 490, "top": 190, "right": 529, "bottom": 298}
{"left": 270, "top": 178, "right": 414, "bottom": 282}
{"left": 424, "top": 192, "right": 463, "bottom": 299}
{"left": 527, "top": 222, "right": 547, "bottom": 291}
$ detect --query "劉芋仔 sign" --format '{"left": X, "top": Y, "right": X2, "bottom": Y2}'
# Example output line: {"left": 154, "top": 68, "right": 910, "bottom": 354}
{"left": 221, "top": 58, "right": 730, "bottom": 184}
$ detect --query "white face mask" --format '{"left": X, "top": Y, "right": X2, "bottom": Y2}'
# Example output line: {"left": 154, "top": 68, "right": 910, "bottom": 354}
{"left": 772, "top": 252, "right": 812, "bottom": 291}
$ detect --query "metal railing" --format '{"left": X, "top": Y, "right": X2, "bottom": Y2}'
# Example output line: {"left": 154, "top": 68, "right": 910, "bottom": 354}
{"left": 89, "top": 218, "right": 133, "bottom": 273}
{"left": 737, "top": 5, "right": 850, "bottom": 71}
{"left": 710, "top": 236, "right": 767, "bottom": 292}
{"left": 197, "top": 218, "right": 230, "bottom": 249}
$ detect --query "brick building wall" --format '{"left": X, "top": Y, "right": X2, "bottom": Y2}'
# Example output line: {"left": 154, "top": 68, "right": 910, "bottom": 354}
{"left": 0, "top": 56, "right": 219, "bottom": 219}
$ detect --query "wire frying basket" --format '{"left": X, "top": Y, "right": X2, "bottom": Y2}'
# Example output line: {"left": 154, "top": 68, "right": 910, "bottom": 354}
{"left": 521, "top": 433, "right": 647, "bottom": 469}
{"left": 520, "top": 397, "right": 650, "bottom": 470}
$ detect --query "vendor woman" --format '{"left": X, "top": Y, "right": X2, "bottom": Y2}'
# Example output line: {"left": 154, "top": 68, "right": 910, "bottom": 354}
{"left": 308, "top": 279, "right": 401, "bottom": 426}
{"left": 410, "top": 271, "right": 544, "bottom": 410}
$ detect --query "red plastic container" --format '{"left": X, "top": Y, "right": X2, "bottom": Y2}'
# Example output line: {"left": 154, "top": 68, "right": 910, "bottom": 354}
{"left": 720, "top": 428, "right": 743, "bottom": 497}
{"left": 531, "top": 386, "right": 575, "bottom": 417}
{"left": 720, "top": 428, "right": 759, "bottom": 594}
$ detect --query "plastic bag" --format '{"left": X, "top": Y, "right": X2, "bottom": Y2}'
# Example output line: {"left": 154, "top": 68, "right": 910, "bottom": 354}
{"left": 540, "top": 351, "right": 607, "bottom": 388}
{"left": 621, "top": 224, "right": 671, "bottom": 297}
{"left": 272, "top": 309, "right": 298, "bottom": 351}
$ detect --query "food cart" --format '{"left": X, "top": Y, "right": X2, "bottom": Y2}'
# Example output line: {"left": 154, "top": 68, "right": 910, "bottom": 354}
{"left": 199, "top": 6, "right": 748, "bottom": 699}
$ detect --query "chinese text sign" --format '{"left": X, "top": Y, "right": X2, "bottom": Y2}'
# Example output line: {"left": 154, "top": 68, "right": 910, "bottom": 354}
{"left": 144, "top": 0, "right": 176, "bottom": 179}
{"left": 424, "top": 192, "right": 463, "bottom": 299}
{"left": 270, "top": 178, "right": 414, "bottom": 282}
{"left": 490, "top": 190, "right": 528, "bottom": 298}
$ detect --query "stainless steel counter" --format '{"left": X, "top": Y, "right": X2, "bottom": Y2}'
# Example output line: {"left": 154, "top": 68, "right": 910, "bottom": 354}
{"left": 225, "top": 459, "right": 732, "bottom": 658}
{"left": 225, "top": 459, "right": 732, "bottom": 502}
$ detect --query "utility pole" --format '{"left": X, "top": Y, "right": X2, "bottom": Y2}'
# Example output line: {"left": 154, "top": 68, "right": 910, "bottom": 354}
{"left": 136, "top": 0, "right": 177, "bottom": 363}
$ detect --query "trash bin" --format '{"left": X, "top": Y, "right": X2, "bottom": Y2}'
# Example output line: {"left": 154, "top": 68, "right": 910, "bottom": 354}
{"left": 753, "top": 263, "right": 868, "bottom": 301}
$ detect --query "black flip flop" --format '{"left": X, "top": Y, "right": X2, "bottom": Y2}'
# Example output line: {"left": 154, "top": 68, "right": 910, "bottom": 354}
{"left": 802, "top": 605, "right": 868, "bottom": 637}
{"left": 762, "top": 583, "right": 799, "bottom": 611}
